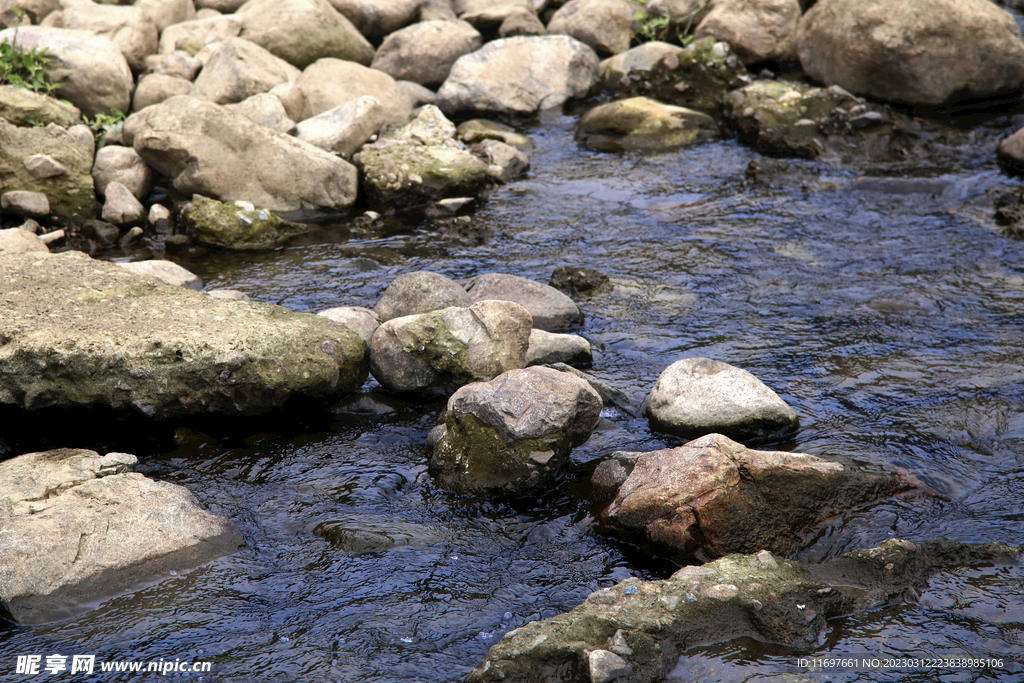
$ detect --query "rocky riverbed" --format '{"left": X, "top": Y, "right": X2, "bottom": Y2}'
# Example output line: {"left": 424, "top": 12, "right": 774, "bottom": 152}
{"left": 2, "top": 0, "right": 1024, "bottom": 681}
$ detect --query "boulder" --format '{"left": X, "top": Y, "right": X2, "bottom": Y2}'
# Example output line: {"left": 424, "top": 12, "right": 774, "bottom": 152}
{"left": 466, "top": 539, "right": 1021, "bottom": 683}
{"left": 223, "top": 92, "right": 296, "bottom": 133}
{"left": 0, "top": 27, "right": 133, "bottom": 118}
{"left": 695, "top": 0, "right": 801, "bottom": 65}
{"left": 371, "top": 20, "right": 482, "bottom": 88}
{"left": 124, "top": 95, "right": 359, "bottom": 213}
{"left": 0, "top": 191, "right": 49, "bottom": 218}
{"left": 293, "top": 95, "right": 384, "bottom": 158}
{"left": 797, "top": 0, "right": 1024, "bottom": 107}
{"left": 44, "top": 3, "right": 158, "bottom": 73}
{"left": 575, "top": 96, "right": 716, "bottom": 152}
{"left": 430, "top": 366, "right": 602, "bottom": 496}
{"left": 118, "top": 259, "right": 203, "bottom": 289}
{"left": 373, "top": 270, "right": 472, "bottom": 321}
{"left": 101, "top": 181, "right": 145, "bottom": 225}
{"left": 182, "top": 195, "right": 308, "bottom": 249}
{"left": 0, "top": 250, "right": 368, "bottom": 417}
{"left": 646, "top": 357, "right": 799, "bottom": 444}
{"left": 317, "top": 305, "right": 380, "bottom": 345}
{"left": 0, "top": 449, "right": 245, "bottom": 624}
{"left": 190, "top": 37, "right": 301, "bottom": 105}
{"left": 0, "top": 227, "right": 48, "bottom": 254}
{"left": 526, "top": 329, "right": 592, "bottom": 366}
{"left": 132, "top": 73, "right": 194, "bottom": 111}
{"left": 354, "top": 104, "right": 493, "bottom": 208}
{"left": 546, "top": 0, "right": 635, "bottom": 57}
{"left": 599, "top": 37, "right": 750, "bottom": 113}
{"left": 593, "top": 433, "right": 918, "bottom": 562}
{"left": 437, "top": 35, "right": 600, "bottom": 116}
{"left": 997, "top": 126, "right": 1024, "bottom": 176}
{"left": 465, "top": 273, "right": 583, "bottom": 330}
{"left": 498, "top": 6, "right": 546, "bottom": 37}
{"left": 0, "top": 84, "right": 80, "bottom": 128}
{"left": 0, "top": 120, "right": 97, "bottom": 220}
{"left": 369, "top": 300, "right": 531, "bottom": 395}
{"left": 157, "top": 15, "right": 241, "bottom": 55}
{"left": 297, "top": 58, "right": 415, "bottom": 126}
{"left": 236, "top": 0, "right": 374, "bottom": 69}
{"left": 136, "top": 0, "right": 197, "bottom": 33}
{"left": 91, "top": 145, "right": 153, "bottom": 200}
{"left": 724, "top": 79, "right": 908, "bottom": 160}
{"left": 328, "top": 0, "right": 422, "bottom": 40}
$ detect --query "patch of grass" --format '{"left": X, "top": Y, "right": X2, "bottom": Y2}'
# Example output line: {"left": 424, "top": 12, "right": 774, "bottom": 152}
{"left": 632, "top": 0, "right": 711, "bottom": 47}
{"left": 86, "top": 108, "right": 126, "bottom": 148}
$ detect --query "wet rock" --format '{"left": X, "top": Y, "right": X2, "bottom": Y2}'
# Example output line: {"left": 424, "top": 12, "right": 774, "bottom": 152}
{"left": 91, "top": 145, "right": 153, "bottom": 200}
{"left": 81, "top": 219, "right": 121, "bottom": 248}
{"left": 724, "top": 79, "right": 907, "bottom": 160}
{"left": 190, "top": 37, "right": 301, "bottom": 105}
{"left": 466, "top": 539, "right": 1021, "bottom": 682}
{"left": 158, "top": 15, "right": 241, "bottom": 55}
{"left": 546, "top": 0, "right": 635, "bottom": 57}
{"left": 545, "top": 362, "right": 637, "bottom": 415}
{"left": 369, "top": 300, "right": 531, "bottom": 395}
{"left": 430, "top": 366, "right": 602, "bottom": 496}
{"left": 526, "top": 329, "right": 592, "bottom": 367}
{"left": 237, "top": 0, "right": 374, "bottom": 69}
{"left": 298, "top": 57, "right": 416, "bottom": 126}
{"left": 457, "top": 119, "right": 534, "bottom": 149}
{"left": 695, "top": 0, "right": 801, "bottom": 66}
{"left": 371, "top": 20, "right": 482, "bottom": 89}
{"left": 183, "top": 195, "right": 308, "bottom": 250}
{"left": 0, "top": 250, "right": 368, "bottom": 417}
{"left": 312, "top": 516, "right": 445, "bottom": 552}
{"left": 549, "top": 266, "right": 612, "bottom": 297}
{"left": 318, "top": 305, "right": 381, "bottom": 345}
{"left": 0, "top": 27, "right": 134, "bottom": 118}
{"left": 472, "top": 139, "right": 529, "bottom": 183}
{"left": 44, "top": 3, "right": 158, "bottom": 73}
{"left": 124, "top": 96, "right": 358, "bottom": 213}
{"left": 646, "top": 357, "right": 799, "bottom": 444}
{"left": 575, "top": 96, "right": 716, "bottom": 152}
{"left": 0, "top": 85, "right": 81, "bottom": 128}
{"left": 797, "top": 0, "right": 1024, "bottom": 107}
{"left": 294, "top": 95, "right": 384, "bottom": 158}
{"left": 437, "top": 35, "right": 600, "bottom": 116}
{"left": 0, "top": 227, "right": 48, "bottom": 254}
{"left": 0, "top": 121, "right": 97, "bottom": 220}
{"left": 0, "top": 448, "right": 245, "bottom": 624}
{"left": 354, "top": 105, "right": 493, "bottom": 208}
{"left": 329, "top": 0, "right": 422, "bottom": 40}
{"left": 594, "top": 432, "right": 917, "bottom": 561}
{"left": 1, "top": 191, "right": 49, "bottom": 218}
{"left": 132, "top": 73, "right": 193, "bottom": 112}
{"left": 118, "top": 259, "right": 203, "bottom": 290}
{"left": 994, "top": 188, "right": 1024, "bottom": 237}
{"left": 598, "top": 37, "right": 750, "bottom": 113}
{"left": 997, "top": 126, "right": 1024, "bottom": 176}
{"left": 224, "top": 93, "right": 296, "bottom": 134}
{"left": 465, "top": 272, "right": 583, "bottom": 330}
{"left": 374, "top": 271, "right": 472, "bottom": 321}
{"left": 101, "top": 182, "right": 145, "bottom": 226}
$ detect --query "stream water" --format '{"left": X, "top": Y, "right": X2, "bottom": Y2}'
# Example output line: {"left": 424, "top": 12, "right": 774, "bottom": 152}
{"left": 3, "top": 104, "right": 1024, "bottom": 682}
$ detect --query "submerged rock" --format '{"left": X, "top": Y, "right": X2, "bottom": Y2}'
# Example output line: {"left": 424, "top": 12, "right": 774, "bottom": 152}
{"left": 430, "top": 366, "right": 602, "bottom": 496}
{"left": 0, "top": 251, "right": 368, "bottom": 418}
{"left": 549, "top": 266, "right": 612, "bottom": 297}
{"left": 467, "top": 539, "right": 1020, "bottom": 682}
{"left": 592, "top": 433, "right": 919, "bottom": 562}
{"left": 369, "top": 300, "right": 531, "bottom": 395}
{"left": 646, "top": 357, "right": 799, "bottom": 443}
{"left": 183, "top": 195, "right": 308, "bottom": 250}
{"left": 575, "top": 96, "right": 717, "bottom": 152}
{"left": 0, "top": 448, "right": 245, "bottom": 624}
{"left": 465, "top": 273, "right": 583, "bottom": 330}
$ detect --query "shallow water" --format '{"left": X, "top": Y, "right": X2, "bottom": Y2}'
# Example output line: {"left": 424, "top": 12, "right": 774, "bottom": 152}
{"left": 3, "top": 107, "right": 1024, "bottom": 681}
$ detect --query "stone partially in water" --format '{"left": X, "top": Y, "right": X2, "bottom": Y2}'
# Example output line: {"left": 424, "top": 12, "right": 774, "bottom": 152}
{"left": 465, "top": 273, "right": 583, "bottom": 330}
{"left": 526, "top": 329, "right": 592, "bottom": 367}
{"left": 997, "top": 126, "right": 1024, "bottom": 177}
{"left": 574, "top": 96, "right": 717, "bottom": 153}
{"left": 183, "top": 195, "right": 309, "bottom": 250}
{"left": 373, "top": 270, "right": 472, "bottom": 322}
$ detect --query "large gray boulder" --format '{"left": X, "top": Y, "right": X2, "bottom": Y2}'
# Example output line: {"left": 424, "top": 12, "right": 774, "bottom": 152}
{"left": 369, "top": 300, "right": 532, "bottom": 395}
{"left": 236, "top": 0, "right": 374, "bottom": 69}
{"left": 467, "top": 539, "right": 1021, "bottom": 683}
{"left": 0, "top": 449, "right": 245, "bottom": 624}
{"left": 646, "top": 357, "right": 799, "bottom": 444}
{"left": 374, "top": 270, "right": 472, "bottom": 321}
{"left": 797, "top": 0, "right": 1024, "bottom": 107}
{"left": 123, "top": 95, "right": 359, "bottom": 213}
{"left": 0, "top": 251, "right": 368, "bottom": 418}
{"left": 0, "top": 120, "right": 98, "bottom": 220}
{"left": 592, "top": 433, "right": 918, "bottom": 563}
{"left": 695, "top": 0, "right": 801, "bottom": 65}
{"left": 0, "top": 27, "right": 133, "bottom": 118}
{"left": 575, "top": 96, "right": 717, "bottom": 152}
{"left": 297, "top": 57, "right": 416, "bottom": 126}
{"left": 371, "top": 20, "right": 482, "bottom": 88}
{"left": 465, "top": 273, "right": 583, "bottom": 330}
{"left": 190, "top": 37, "right": 301, "bottom": 105}
{"left": 43, "top": 3, "right": 158, "bottom": 73}
{"left": 437, "top": 35, "right": 600, "bottom": 116}
{"left": 546, "top": 0, "right": 635, "bottom": 57}
{"left": 430, "top": 366, "right": 602, "bottom": 496}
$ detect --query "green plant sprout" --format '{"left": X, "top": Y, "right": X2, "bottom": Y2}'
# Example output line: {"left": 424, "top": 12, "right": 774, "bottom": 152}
{"left": 0, "top": 8, "right": 61, "bottom": 95}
